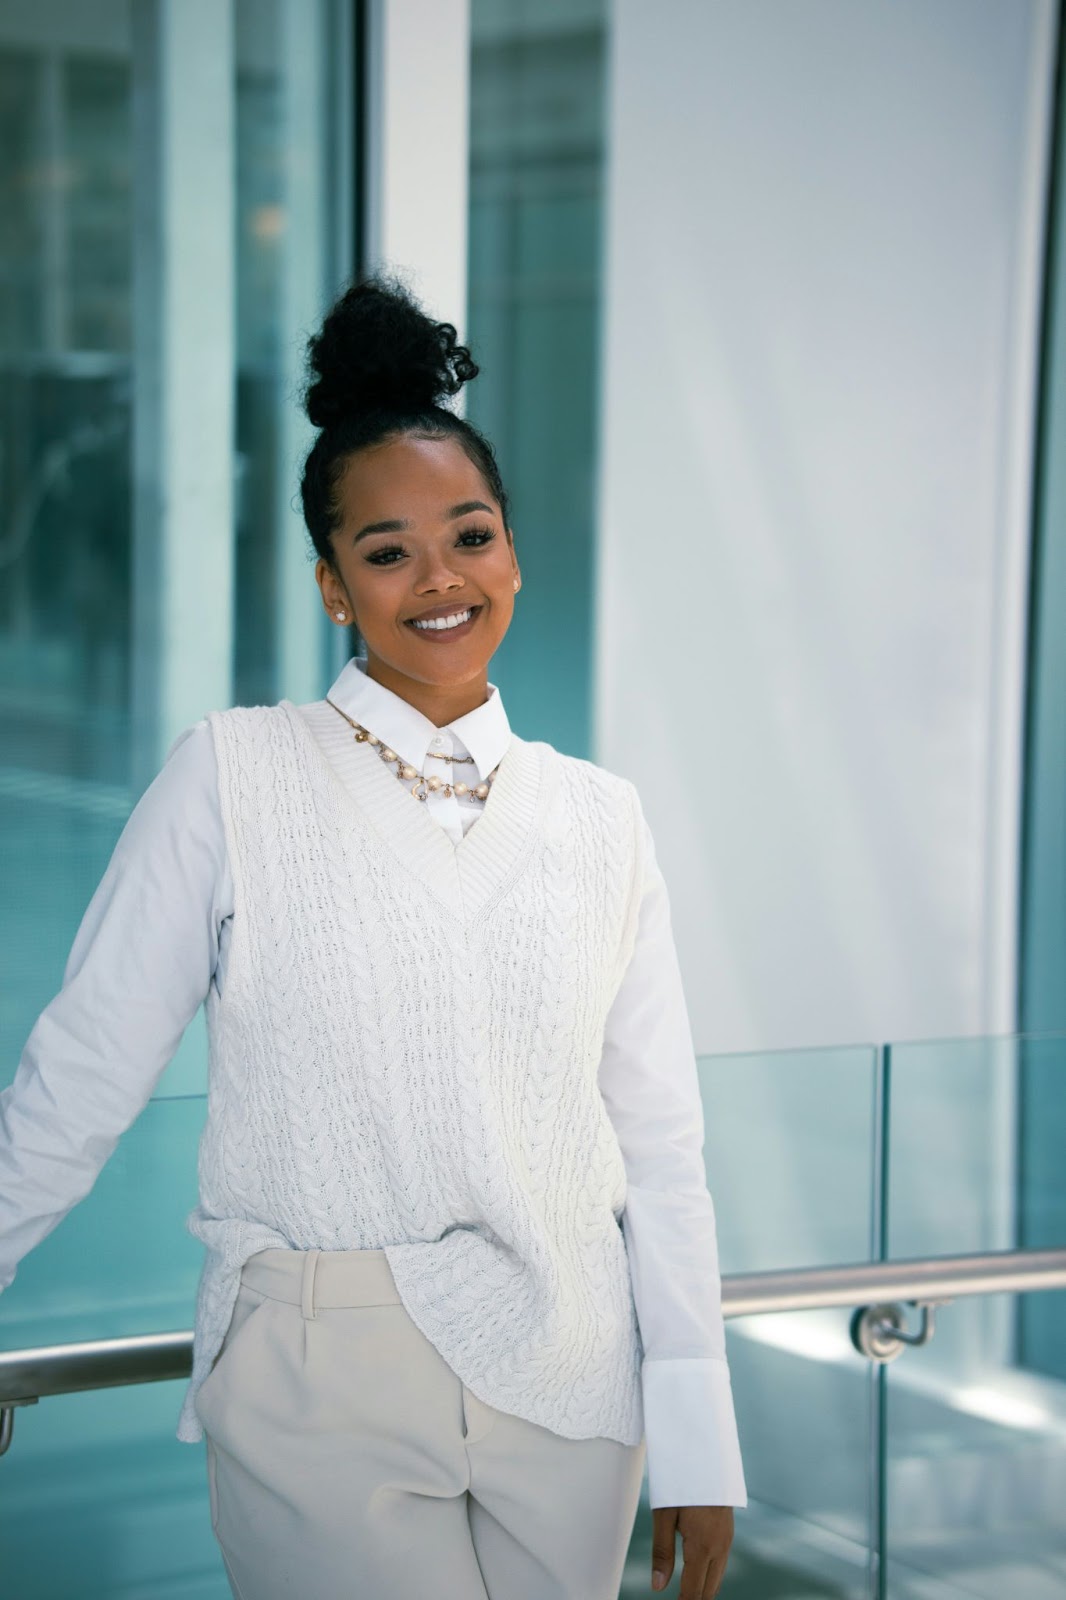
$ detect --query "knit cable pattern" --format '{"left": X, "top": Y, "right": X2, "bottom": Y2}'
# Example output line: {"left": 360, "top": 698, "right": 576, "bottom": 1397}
{"left": 176, "top": 702, "right": 646, "bottom": 1446}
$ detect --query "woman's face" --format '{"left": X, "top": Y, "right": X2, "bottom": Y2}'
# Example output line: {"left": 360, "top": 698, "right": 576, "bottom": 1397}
{"left": 315, "top": 432, "right": 521, "bottom": 701}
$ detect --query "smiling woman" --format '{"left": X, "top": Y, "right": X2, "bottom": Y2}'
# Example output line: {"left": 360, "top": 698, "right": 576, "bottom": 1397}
{"left": 301, "top": 274, "right": 522, "bottom": 728}
{"left": 0, "top": 263, "right": 744, "bottom": 1600}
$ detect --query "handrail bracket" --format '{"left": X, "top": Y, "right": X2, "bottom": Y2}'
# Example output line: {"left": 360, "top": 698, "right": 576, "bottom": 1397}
{"left": 850, "top": 1297, "right": 954, "bottom": 1362}
{"left": 0, "top": 1396, "right": 38, "bottom": 1458}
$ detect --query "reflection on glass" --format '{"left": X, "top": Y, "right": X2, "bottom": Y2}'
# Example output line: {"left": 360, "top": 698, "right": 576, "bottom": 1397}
{"left": 0, "top": 1091, "right": 216, "bottom": 1598}
{"left": 0, "top": 6, "right": 349, "bottom": 1596}
{"left": 690, "top": 1046, "right": 880, "bottom": 1598}
{"left": 235, "top": 0, "right": 284, "bottom": 708}
{"left": 467, "top": 0, "right": 607, "bottom": 755}
{"left": 0, "top": 25, "right": 133, "bottom": 786}
{"left": 884, "top": 1032, "right": 1066, "bottom": 1597}
{"left": 0, "top": 1095, "right": 204, "bottom": 1348}
{"left": 0, "top": 9, "right": 138, "bottom": 1154}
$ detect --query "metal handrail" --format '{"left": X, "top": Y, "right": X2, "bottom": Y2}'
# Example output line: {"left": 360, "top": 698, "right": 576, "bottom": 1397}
{"left": 721, "top": 1245, "right": 1066, "bottom": 1315}
{"left": 2, "top": 1246, "right": 1064, "bottom": 1422}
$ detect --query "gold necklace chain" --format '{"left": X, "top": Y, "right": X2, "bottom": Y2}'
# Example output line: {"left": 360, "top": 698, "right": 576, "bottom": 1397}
{"left": 325, "top": 695, "right": 499, "bottom": 804}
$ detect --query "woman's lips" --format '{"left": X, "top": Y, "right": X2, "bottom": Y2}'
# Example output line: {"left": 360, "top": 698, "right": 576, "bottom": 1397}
{"left": 404, "top": 605, "right": 482, "bottom": 641}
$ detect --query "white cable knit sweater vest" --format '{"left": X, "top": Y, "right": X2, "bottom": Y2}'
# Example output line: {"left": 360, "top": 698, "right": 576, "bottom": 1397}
{"left": 175, "top": 698, "right": 648, "bottom": 1445}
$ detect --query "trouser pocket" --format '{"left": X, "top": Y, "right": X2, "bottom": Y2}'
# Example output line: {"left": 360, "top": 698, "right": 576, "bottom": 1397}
{"left": 195, "top": 1284, "right": 273, "bottom": 1427}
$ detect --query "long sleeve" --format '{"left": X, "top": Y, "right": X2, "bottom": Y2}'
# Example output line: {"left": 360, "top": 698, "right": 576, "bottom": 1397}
{"left": 598, "top": 804, "right": 747, "bottom": 1510}
{"left": 0, "top": 720, "right": 231, "bottom": 1294}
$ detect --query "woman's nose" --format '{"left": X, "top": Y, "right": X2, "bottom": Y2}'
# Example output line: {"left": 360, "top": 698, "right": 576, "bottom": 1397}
{"left": 413, "top": 556, "right": 465, "bottom": 590}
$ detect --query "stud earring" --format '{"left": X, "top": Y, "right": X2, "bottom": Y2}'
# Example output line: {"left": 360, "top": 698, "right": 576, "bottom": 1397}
{"left": 336, "top": 611, "right": 346, "bottom": 620}
{"left": 512, "top": 578, "right": 519, "bottom": 591}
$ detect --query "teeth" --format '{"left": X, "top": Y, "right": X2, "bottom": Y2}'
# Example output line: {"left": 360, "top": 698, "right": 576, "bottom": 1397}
{"left": 410, "top": 607, "right": 474, "bottom": 631}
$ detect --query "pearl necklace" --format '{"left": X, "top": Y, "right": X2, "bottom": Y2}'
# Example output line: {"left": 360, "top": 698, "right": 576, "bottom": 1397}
{"left": 325, "top": 695, "right": 499, "bottom": 804}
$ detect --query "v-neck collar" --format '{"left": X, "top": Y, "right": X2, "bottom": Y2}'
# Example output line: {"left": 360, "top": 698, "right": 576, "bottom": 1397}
{"left": 280, "top": 699, "right": 553, "bottom": 923}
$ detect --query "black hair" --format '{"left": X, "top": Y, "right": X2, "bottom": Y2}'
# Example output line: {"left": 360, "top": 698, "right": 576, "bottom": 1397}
{"left": 299, "top": 270, "right": 512, "bottom": 569}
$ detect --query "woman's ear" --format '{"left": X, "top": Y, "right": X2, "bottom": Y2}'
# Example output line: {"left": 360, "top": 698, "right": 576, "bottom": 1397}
{"left": 315, "top": 557, "right": 351, "bottom": 622}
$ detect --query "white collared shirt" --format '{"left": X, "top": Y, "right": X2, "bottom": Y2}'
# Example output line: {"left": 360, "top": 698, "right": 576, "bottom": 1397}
{"left": 0, "top": 654, "right": 746, "bottom": 1509}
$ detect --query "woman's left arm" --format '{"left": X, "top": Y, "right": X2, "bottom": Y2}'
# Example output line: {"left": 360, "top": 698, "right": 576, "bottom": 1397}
{"left": 598, "top": 802, "right": 748, "bottom": 1515}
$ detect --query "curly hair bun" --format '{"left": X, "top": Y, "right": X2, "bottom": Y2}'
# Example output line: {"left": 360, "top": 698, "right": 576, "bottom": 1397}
{"left": 303, "top": 271, "right": 478, "bottom": 430}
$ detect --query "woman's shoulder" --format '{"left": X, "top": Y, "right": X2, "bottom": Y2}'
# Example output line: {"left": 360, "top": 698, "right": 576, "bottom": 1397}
{"left": 197, "top": 699, "right": 295, "bottom": 734}
{"left": 161, "top": 715, "right": 215, "bottom": 780}
{"left": 516, "top": 734, "right": 639, "bottom": 810}
{"left": 165, "top": 703, "right": 308, "bottom": 802}
{"left": 189, "top": 701, "right": 306, "bottom": 767}
{"left": 120, "top": 715, "right": 226, "bottom": 871}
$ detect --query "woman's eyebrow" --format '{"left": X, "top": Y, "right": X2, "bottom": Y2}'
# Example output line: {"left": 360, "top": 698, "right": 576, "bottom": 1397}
{"left": 353, "top": 519, "right": 406, "bottom": 543}
{"left": 444, "top": 499, "right": 492, "bottom": 518}
{"left": 353, "top": 500, "right": 495, "bottom": 543}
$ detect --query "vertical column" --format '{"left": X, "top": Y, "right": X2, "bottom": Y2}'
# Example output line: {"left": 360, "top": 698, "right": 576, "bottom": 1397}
{"left": 131, "top": 0, "right": 235, "bottom": 788}
{"left": 364, "top": 0, "right": 471, "bottom": 363}
{"left": 275, "top": 0, "right": 333, "bottom": 705}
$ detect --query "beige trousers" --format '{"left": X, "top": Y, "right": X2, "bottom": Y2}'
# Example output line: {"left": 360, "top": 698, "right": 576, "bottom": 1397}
{"left": 194, "top": 1247, "right": 647, "bottom": 1600}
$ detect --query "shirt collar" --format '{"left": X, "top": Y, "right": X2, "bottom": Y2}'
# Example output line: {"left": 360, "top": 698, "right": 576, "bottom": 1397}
{"left": 323, "top": 654, "right": 512, "bottom": 779}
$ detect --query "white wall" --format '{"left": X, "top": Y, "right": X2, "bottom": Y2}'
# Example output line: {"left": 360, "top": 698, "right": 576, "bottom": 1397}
{"left": 594, "top": 0, "right": 1057, "bottom": 1054}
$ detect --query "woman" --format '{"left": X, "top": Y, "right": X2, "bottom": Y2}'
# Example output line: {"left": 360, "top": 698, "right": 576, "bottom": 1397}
{"left": 0, "top": 274, "right": 745, "bottom": 1599}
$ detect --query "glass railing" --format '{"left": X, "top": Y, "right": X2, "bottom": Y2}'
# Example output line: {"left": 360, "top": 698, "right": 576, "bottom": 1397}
{"left": 2, "top": 1031, "right": 1065, "bottom": 1599}
{"left": 0, "top": 1093, "right": 213, "bottom": 1599}
{"left": 666, "top": 1043, "right": 883, "bottom": 1596}
{"left": 881, "top": 1034, "right": 1066, "bottom": 1600}
{"left": 623, "top": 1030, "right": 1066, "bottom": 1599}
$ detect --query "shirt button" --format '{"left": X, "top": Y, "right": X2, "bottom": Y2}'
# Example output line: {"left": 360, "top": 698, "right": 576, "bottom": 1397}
{"left": 431, "top": 735, "right": 445, "bottom": 748}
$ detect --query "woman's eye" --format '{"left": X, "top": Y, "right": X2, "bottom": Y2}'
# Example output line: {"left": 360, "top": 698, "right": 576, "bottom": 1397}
{"left": 364, "top": 527, "right": 496, "bottom": 566}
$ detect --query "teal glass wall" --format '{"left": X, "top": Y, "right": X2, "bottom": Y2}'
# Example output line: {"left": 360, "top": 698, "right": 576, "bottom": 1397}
{"left": 0, "top": 3, "right": 352, "bottom": 1594}
{"left": 0, "top": 0, "right": 350, "bottom": 1096}
{"left": 466, "top": 0, "right": 607, "bottom": 758}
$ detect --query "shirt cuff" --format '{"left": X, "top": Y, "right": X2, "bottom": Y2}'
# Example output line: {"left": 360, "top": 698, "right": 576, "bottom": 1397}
{"left": 641, "top": 1355, "right": 748, "bottom": 1509}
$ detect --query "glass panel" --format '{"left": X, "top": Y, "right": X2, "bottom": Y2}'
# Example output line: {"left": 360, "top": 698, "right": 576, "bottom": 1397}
{"left": 0, "top": 25, "right": 133, "bottom": 790}
{"left": 235, "top": 0, "right": 286, "bottom": 708}
{"left": 713, "top": 1046, "right": 880, "bottom": 1595}
{"left": 467, "top": 0, "right": 607, "bottom": 757}
{"left": 887, "top": 1031, "right": 1066, "bottom": 1374}
{"left": 701, "top": 1045, "right": 880, "bottom": 1273}
{"left": 0, "top": 0, "right": 169, "bottom": 1140}
{"left": 0, "top": 9, "right": 140, "bottom": 1110}
{"left": 884, "top": 1284, "right": 1066, "bottom": 1599}
{"left": 621, "top": 1046, "right": 882, "bottom": 1598}
{"left": 0, "top": 1094, "right": 223, "bottom": 1598}
{"left": 2, "top": 1379, "right": 227, "bottom": 1599}
{"left": 0, "top": 2, "right": 352, "bottom": 1593}
{"left": 0, "top": 1093, "right": 204, "bottom": 1349}
{"left": 234, "top": 0, "right": 343, "bottom": 709}
{"left": 885, "top": 1033, "right": 1066, "bottom": 1596}
{"left": 1018, "top": 1034, "right": 1066, "bottom": 1382}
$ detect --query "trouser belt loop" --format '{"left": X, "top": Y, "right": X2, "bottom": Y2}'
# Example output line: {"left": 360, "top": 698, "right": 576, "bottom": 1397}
{"left": 301, "top": 1249, "right": 320, "bottom": 1320}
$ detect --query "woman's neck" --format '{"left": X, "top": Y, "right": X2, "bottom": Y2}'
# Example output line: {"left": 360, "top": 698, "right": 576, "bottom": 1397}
{"left": 362, "top": 654, "right": 490, "bottom": 727}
